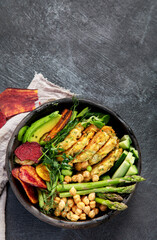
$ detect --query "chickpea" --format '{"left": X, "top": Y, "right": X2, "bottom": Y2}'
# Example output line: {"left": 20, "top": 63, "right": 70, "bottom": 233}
{"left": 71, "top": 214, "right": 79, "bottom": 221}
{"left": 75, "top": 208, "right": 82, "bottom": 216}
{"left": 58, "top": 200, "right": 65, "bottom": 211}
{"left": 54, "top": 197, "right": 60, "bottom": 204}
{"left": 75, "top": 161, "right": 88, "bottom": 171}
{"left": 84, "top": 206, "right": 90, "bottom": 215}
{"left": 82, "top": 161, "right": 89, "bottom": 169}
{"left": 67, "top": 199, "right": 74, "bottom": 208}
{"left": 64, "top": 205, "right": 71, "bottom": 212}
{"left": 88, "top": 210, "right": 95, "bottom": 219}
{"left": 79, "top": 213, "right": 86, "bottom": 220}
{"left": 94, "top": 208, "right": 99, "bottom": 215}
{"left": 54, "top": 208, "right": 61, "bottom": 217}
{"left": 82, "top": 196, "right": 89, "bottom": 206}
{"left": 72, "top": 205, "right": 77, "bottom": 213}
{"left": 77, "top": 174, "right": 84, "bottom": 183}
{"left": 69, "top": 186, "right": 77, "bottom": 196}
{"left": 64, "top": 176, "right": 72, "bottom": 183}
{"left": 77, "top": 201, "right": 85, "bottom": 210}
{"left": 71, "top": 175, "right": 78, "bottom": 182}
{"left": 99, "top": 204, "right": 107, "bottom": 212}
{"left": 67, "top": 211, "right": 73, "bottom": 220}
{"left": 73, "top": 194, "right": 81, "bottom": 204}
{"left": 84, "top": 176, "right": 91, "bottom": 182}
{"left": 90, "top": 201, "right": 96, "bottom": 209}
{"left": 83, "top": 171, "right": 90, "bottom": 178}
{"left": 88, "top": 193, "right": 95, "bottom": 201}
{"left": 62, "top": 197, "right": 67, "bottom": 203}
{"left": 61, "top": 210, "right": 67, "bottom": 218}
{"left": 92, "top": 175, "right": 99, "bottom": 182}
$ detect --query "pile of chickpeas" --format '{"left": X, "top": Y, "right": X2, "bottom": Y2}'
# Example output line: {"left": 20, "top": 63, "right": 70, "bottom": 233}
{"left": 53, "top": 187, "right": 107, "bottom": 221}
{"left": 64, "top": 171, "right": 99, "bottom": 184}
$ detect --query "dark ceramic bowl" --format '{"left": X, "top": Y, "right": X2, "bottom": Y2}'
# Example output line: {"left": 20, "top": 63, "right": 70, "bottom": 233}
{"left": 6, "top": 98, "right": 141, "bottom": 229}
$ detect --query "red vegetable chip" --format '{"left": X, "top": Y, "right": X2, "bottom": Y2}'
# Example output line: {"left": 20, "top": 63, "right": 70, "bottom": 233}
{"left": 14, "top": 142, "right": 42, "bottom": 163}
{"left": 0, "top": 88, "right": 38, "bottom": 118}
{"left": 0, "top": 110, "right": 6, "bottom": 128}
{"left": 19, "top": 165, "right": 47, "bottom": 189}
{"left": 12, "top": 168, "right": 38, "bottom": 204}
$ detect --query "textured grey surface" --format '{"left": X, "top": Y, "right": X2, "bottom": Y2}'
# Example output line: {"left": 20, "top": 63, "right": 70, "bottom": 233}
{"left": 0, "top": 0, "right": 157, "bottom": 239}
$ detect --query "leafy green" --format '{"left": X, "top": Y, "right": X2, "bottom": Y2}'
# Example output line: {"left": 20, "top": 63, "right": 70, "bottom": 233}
{"left": 81, "top": 114, "right": 110, "bottom": 128}
{"left": 77, "top": 107, "right": 90, "bottom": 118}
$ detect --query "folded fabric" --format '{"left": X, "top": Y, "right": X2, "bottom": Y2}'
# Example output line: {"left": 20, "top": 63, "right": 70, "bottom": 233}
{"left": 0, "top": 73, "right": 74, "bottom": 240}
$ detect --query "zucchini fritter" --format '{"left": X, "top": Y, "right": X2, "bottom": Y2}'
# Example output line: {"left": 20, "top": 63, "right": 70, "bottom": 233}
{"left": 57, "top": 123, "right": 84, "bottom": 152}
{"left": 65, "top": 124, "right": 98, "bottom": 156}
{"left": 72, "top": 126, "right": 114, "bottom": 163}
{"left": 89, "top": 136, "right": 118, "bottom": 165}
{"left": 91, "top": 148, "right": 123, "bottom": 177}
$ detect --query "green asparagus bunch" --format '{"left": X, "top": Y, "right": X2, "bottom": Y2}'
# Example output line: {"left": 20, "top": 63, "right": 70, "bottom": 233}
{"left": 97, "top": 193, "right": 123, "bottom": 201}
{"left": 59, "top": 184, "right": 136, "bottom": 198}
{"left": 95, "top": 198, "right": 128, "bottom": 211}
{"left": 57, "top": 175, "right": 145, "bottom": 193}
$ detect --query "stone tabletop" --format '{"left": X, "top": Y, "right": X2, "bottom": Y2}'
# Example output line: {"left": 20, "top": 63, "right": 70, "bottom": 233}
{"left": 0, "top": 0, "right": 157, "bottom": 239}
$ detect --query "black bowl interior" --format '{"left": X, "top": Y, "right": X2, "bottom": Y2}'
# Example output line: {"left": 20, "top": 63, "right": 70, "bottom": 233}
{"left": 6, "top": 98, "right": 141, "bottom": 229}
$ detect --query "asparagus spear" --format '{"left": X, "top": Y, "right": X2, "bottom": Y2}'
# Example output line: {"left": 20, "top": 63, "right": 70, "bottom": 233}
{"left": 48, "top": 175, "right": 58, "bottom": 197}
{"left": 57, "top": 175, "right": 145, "bottom": 192}
{"left": 97, "top": 193, "right": 123, "bottom": 202}
{"left": 37, "top": 189, "right": 44, "bottom": 208}
{"left": 59, "top": 184, "right": 136, "bottom": 197}
{"left": 95, "top": 198, "right": 128, "bottom": 211}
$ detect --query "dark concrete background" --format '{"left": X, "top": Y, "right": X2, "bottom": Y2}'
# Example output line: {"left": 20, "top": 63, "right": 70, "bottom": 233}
{"left": 0, "top": 0, "right": 157, "bottom": 239}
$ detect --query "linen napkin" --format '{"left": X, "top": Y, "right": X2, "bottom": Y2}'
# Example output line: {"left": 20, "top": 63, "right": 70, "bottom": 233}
{"left": 0, "top": 73, "right": 74, "bottom": 240}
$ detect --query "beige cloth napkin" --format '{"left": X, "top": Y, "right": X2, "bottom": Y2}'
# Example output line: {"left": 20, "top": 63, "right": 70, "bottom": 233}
{"left": 0, "top": 73, "right": 73, "bottom": 240}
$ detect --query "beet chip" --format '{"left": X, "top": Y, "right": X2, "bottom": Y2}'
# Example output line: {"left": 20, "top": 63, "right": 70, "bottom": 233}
{"left": 19, "top": 166, "right": 47, "bottom": 189}
{"left": 0, "top": 110, "right": 6, "bottom": 128}
{"left": 0, "top": 88, "right": 38, "bottom": 118}
{"left": 12, "top": 168, "right": 38, "bottom": 204}
{"left": 15, "top": 142, "right": 42, "bottom": 163}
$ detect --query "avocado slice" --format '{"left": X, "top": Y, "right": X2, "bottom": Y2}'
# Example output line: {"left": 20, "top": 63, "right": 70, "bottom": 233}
{"left": 23, "top": 111, "right": 60, "bottom": 143}
{"left": 28, "top": 114, "right": 61, "bottom": 143}
{"left": 18, "top": 126, "right": 29, "bottom": 141}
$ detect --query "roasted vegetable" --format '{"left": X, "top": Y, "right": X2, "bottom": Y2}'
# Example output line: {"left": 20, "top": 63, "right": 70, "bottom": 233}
{"left": 36, "top": 163, "right": 50, "bottom": 181}
{"left": 14, "top": 142, "right": 42, "bottom": 163}
{"left": 91, "top": 148, "right": 123, "bottom": 177}
{"left": 57, "top": 123, "right": 84, "bottom": 151}
{"left": 44, "top": 109, "right": 72, "bottom": 141}
{"left": 12, "top": 168, "right": 38, "bottom": 204}
{"left": 19, "top": 166, "right": 47, "bottom": 188}
{"left": 72, "top": 125, "right": 113, "bottom": 163}
{"left": 0, "top": 88, "right": 38, "bottom": 118}
{"left": 57, "top": 124, "right": 98, "bottom": 161}
{"left": 89, "top": 136, "right": 118, "bottom": 165}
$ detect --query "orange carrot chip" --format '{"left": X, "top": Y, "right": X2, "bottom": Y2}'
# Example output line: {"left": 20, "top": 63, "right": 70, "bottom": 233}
{"left": 0, "top": 88, "right": 38, "bottom": 118}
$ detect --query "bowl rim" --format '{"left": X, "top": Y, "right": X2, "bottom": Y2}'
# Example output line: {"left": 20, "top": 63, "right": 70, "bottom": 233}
{"left": 6, "top": 97, "right": 141, "bottom": 229}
